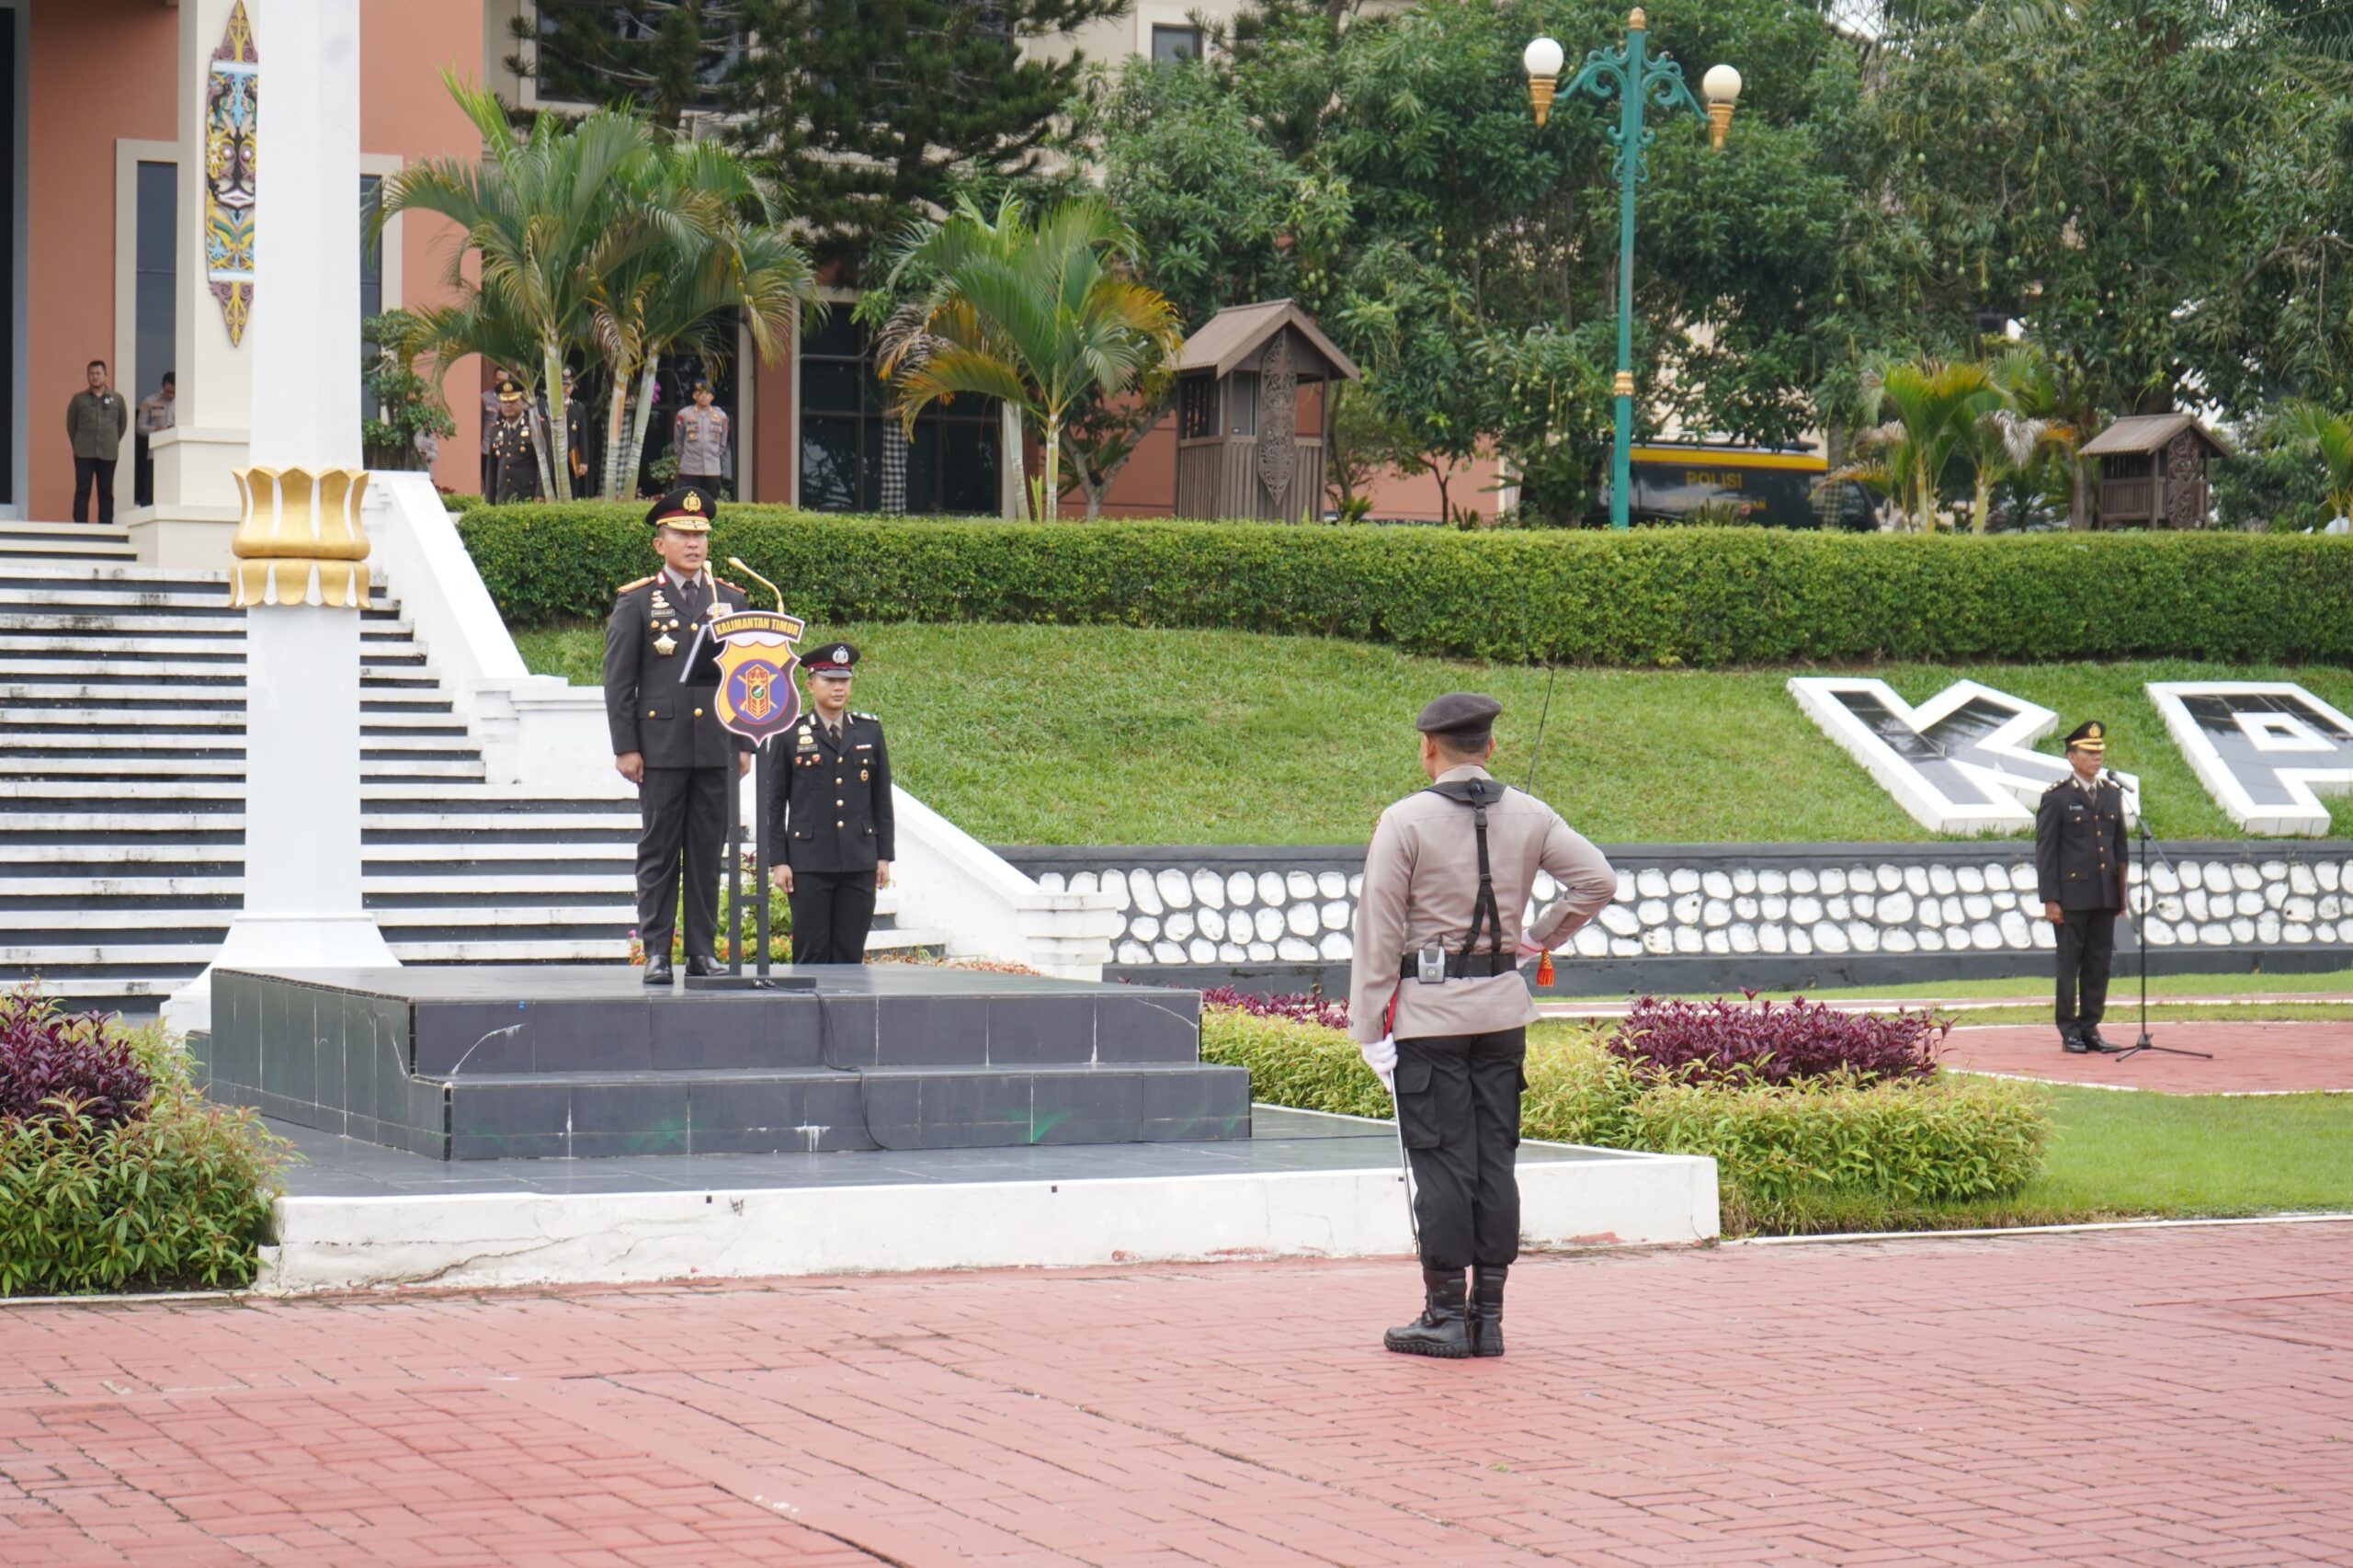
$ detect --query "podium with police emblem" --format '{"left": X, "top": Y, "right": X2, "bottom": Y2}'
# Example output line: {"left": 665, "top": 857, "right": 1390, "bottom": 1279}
{"left": 192, "top": 570, "right": 1252, "bottom": 1162}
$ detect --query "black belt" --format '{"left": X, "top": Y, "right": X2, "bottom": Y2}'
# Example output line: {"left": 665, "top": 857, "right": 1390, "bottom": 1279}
{"left": 1399, "top": 952, "right": 1517, "bottom": 980}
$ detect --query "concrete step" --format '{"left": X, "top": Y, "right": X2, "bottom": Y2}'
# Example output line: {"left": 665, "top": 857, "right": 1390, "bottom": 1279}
{"left": 0, "top": 731, "right": 477, "bottom": 756}
{"left": 0, "top": 612, "right": 418, "bottom": 640}
{"left": 0, "top": 757, "right": 489, "bottom": 781}
{"left": 0, "top": 537, "right": 139, "bottom": 561}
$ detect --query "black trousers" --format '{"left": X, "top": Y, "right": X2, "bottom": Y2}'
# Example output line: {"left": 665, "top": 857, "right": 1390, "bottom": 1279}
{"left": 2055, "top": 908, "right": 2119, "bottom": 1028}
{"left": 1394, "top": 1028, "right": 1526, "bottom": 1272}
{"left": 73, "top": 457, "right": 117, "bottom": 524}
{"left": 134, "top": 435, "right": 154, "bottom": 508}
{"left": 637, "top": 766, "right": 729, "bottom": 958}
{"left": 789, "top": 870, "right": 877, "bottom": 964}
{"left": 678, "top": 471, "right": 723, "bottom": 499}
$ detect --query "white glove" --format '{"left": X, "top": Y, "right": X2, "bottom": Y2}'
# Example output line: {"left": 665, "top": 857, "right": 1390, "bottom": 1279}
{"left": 1359, "top": 1033, "right": 1397, "bottom": 1094}
{"left": 1517, "top": 936, "right": 1547, "bottom": 960}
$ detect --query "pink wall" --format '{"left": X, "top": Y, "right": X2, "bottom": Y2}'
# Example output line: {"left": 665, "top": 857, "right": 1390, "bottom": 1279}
{"left": 361, "top": 0, "right": 483, "bottom": 494}
{"left": 21, "top": 1, "right": 484, "bottom": 518}
{"left": 25, "top": 1, "right": 175, "bottom": 522}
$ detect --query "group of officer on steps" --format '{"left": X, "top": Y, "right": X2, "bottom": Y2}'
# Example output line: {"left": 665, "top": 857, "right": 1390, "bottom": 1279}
{"left": 601, "top": 485, "right": 892, "bottom": 982}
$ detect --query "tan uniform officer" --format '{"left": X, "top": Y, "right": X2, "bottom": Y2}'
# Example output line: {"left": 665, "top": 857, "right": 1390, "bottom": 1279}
{"left": 1348, "top": 692, "right": 1618, "bottom": 1359}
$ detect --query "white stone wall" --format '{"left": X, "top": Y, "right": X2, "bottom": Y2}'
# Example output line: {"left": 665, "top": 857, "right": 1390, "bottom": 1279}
{"left": 1028, "top": 850, "right": 2353, "bottom": 967}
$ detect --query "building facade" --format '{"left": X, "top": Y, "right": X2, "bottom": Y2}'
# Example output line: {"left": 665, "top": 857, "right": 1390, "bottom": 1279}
{"left": 10, "top": 0, "right": 1485, "bottom": 540}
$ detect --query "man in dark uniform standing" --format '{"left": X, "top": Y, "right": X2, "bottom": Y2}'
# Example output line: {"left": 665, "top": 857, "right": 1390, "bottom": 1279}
{"left": 603, "top": 485, "right": 753, "bottom": 983}
{"left": 2037, "top": 720, "right": 2131, "bottom": 1053}
{"left": 1348, "top": 694, "right": 1619, "bottom": 1359}
{"left": 767, "top": 643, "right": 893, "bottom": 964}
{"left": 487, "top": 378, "right": 540, "bottom": 504}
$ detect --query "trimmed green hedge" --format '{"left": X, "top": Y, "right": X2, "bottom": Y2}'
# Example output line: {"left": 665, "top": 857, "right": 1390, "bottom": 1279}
{"left": 460, "top": 502, "right": 2353, "bottom": 665}
{"left": 1199, "top": 1006, "right": 2052, "bottom": 1233}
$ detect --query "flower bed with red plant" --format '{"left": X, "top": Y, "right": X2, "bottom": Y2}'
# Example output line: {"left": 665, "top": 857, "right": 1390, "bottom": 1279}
{"left": 1, "top": 986, "right": 288, "bottom": 1295}
{"left": 1607, "top": 992, "right": 1947, "bottom": 1087}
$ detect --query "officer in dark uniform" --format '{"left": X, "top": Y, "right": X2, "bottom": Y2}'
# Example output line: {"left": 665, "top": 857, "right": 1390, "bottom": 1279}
{"left": 766, "top": 643, "right": 893, "bottom": 964}
{"left": 487, "top": 378, "right": 540, "bottom": 504}
{"left": 2036, "top": 721, "right": 2130, "bottom": 1052}
{"left": 602, "top": 485, "right": 753, "bottom": 983}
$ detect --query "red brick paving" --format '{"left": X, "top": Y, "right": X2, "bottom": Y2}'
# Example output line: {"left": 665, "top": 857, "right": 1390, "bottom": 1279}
{"left": 6, "top": 1222, "right": 2353, "bottom": 1564}
{"left": 1944, "top": 1020, "right": 2353, "bottom": 1094}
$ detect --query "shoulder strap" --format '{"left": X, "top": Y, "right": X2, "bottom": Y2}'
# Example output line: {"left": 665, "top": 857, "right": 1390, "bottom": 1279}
{"left": 1423, "top": 780, "right": 1506, "bottom": 964}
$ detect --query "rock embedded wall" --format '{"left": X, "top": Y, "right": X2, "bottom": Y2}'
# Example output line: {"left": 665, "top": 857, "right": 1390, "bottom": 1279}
{"left": 1002, "top": 844, "right": 2353, "bottom": 982}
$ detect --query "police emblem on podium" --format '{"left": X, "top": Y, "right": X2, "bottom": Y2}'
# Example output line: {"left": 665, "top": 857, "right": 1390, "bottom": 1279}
{"left": 710, "top": 608, "right": 807, "bottom": 745}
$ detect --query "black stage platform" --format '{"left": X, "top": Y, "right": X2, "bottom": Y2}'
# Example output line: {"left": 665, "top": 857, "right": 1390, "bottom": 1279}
{"left": 197, "top": 966, "right": 1246, "bottom": 1162}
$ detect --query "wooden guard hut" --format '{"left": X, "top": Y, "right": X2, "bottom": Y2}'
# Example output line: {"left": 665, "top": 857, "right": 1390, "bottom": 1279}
{"left": 1174, "top": 301, "right": 1359, "bottom": 521}
{"left": 2079, "top": 413, "right": 2225, "bottom": 528}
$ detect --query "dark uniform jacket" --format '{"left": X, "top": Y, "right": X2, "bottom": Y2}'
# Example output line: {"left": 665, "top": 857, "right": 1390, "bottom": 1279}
{"left": 767, "top": 711, "right": 894, "bottom": 873}
{"left": 602, "top": 572, "right": 755, "bottom": 769}
{"left": 488, "top": 414, "right": 540, "bottom": 503}
{"left": 2035, "top": 774, "right": 2129, "bottom": 911}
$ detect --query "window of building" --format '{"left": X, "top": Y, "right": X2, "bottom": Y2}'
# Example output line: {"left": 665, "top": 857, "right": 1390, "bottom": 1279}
{"left": 1224, "top": 371, "right": 1259, "bottom": 436}
{"left": 134, "top": 162, "right": 176, "bottom": 409}
{"left": 359, "top": 176, "right": 383, "bottom": 411}
{"left": 1151, "top": 24, "right": 1202, "bottom": 63}
{"left": 798, "top": 308, "right": 1001, "bottom": 515}
{"left": 1178, "top": 376, "right": 1216, "bottom": 440}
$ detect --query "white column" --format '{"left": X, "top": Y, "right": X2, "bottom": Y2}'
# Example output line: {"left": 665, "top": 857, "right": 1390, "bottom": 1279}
{"left": 167, "top": 0, "right": 393, "bottom": 1036}
{"left": 131, "top": 0, "right": 256, "bottom": 566}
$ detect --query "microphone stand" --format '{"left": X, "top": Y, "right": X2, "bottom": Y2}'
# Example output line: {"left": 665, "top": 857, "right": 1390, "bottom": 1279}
{"left": 2108, "top": 781, "right": 2211, "bottom": 1062}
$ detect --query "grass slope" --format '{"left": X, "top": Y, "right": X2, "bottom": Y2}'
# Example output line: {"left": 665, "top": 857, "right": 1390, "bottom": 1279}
{"left": 520, "top": 620, "right": 2353, "bottom": 846}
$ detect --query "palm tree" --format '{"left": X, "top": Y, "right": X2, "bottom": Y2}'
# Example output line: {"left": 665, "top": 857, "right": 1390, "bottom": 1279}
{"left": 2280, "top": 403, "right": 2353, "bottom": 526}
{"left": 1953, "top": 345, "right": 2080, "bottom": 532}
{"left": 380, "top": 75, "right": 666, "bottom": 501}
{"left": 583, "top": 140, "right": 816, "bottom": 500}
{"left": 875, "top": 195, "right": 1181, "bottom": 521}
{"left": 1835, "top": 358, "right": 1995, "bottom": 532}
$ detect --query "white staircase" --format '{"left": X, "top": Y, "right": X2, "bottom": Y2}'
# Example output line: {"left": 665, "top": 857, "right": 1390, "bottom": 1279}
{"left": 0, "top": 549, "right": 939, "bottom": 1016}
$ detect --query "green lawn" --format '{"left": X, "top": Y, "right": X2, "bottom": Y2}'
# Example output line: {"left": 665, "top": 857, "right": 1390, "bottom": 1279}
{"left": 1723, "top": 1084, "right": 2353, "bottom": 1235}
{"left": 520, "top": 619, "right": 2353, "bottom": 846}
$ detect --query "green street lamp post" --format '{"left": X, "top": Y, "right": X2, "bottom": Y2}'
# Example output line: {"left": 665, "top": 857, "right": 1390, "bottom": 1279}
{"left": 1524, "top": 10, "right": 1741, "bottom": 528}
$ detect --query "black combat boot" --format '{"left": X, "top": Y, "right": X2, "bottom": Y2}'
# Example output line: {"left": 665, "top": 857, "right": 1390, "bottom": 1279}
{"left": 1384, "top": 1267, "right": 1472, "bottom": 1358}
{"left": 1470, "top": 1265, "right": 1507, "bottom": 1358}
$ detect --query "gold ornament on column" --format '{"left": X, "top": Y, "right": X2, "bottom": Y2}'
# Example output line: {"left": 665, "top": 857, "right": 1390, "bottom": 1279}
{"left": 227, "top": 466, "right": 372, "bottom": 608}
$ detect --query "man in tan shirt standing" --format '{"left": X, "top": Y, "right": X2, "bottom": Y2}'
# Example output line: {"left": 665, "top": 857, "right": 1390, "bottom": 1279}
{"left": 1349, "top": 692, "right": 1618, "bottom": 1359}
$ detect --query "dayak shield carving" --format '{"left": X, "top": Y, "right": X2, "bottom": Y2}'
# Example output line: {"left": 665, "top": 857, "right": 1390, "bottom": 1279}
{"left": 709, "top": 608, "right": 807, "bottom": 745}
{"left": 1256, "top": 331, "right": 1298, "bottom": 507}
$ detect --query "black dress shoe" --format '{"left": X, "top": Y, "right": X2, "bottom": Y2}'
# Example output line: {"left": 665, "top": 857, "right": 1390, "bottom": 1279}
{"left": 642, "top": 953, "right": 674, "bottom": 985}
{"left": 2081, "top": 1028, "right": 2122, "bottom": 1052}
{"left": 685, "top": 954, "right": 725, "bottom": 978}
{"left": 2061, "top": 1028, "right": 2089, "bottom": 1053}
{"left": 1384, "top": 1267, "right": 1472, "bottom": 1359}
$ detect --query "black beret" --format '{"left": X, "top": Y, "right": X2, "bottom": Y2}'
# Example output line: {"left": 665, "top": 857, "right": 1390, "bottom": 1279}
{"left": 2063, "top": 720, "right": 2107, "bottom": 752}
{"left": 645, "top": 484, "right": 717, "bottom": 532}
{"left": 1415, "top": 692, "right": 1503, "bottom": 737}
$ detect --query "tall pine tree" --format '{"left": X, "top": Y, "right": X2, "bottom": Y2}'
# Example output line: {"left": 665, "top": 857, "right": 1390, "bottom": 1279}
{"left": 727, "top": 0, "right": 1131, "bottom": 273}
{"left": 510, "top": 1, "right": 749, "bottom": 129}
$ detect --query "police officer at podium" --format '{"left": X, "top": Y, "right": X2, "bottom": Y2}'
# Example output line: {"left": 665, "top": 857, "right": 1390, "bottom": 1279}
{"left": 1347, "top": 693, "right": 1619, "bottom": 1360}
{"left": 603, "top": 485, "right": 753, "bottom": 983}
{"left": 767, "top": 643, "right": 893, "bottom": 964}
{"left": 2037, "top": 720, "right": 2130, "bottom": 1053}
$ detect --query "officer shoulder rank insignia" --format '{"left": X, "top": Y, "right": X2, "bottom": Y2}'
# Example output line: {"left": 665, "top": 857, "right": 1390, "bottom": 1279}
{"left": 620, "top": 574, "right": 655, "bottom": 595}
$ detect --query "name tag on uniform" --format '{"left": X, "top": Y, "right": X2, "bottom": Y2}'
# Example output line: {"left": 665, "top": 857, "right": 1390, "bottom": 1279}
{"left": 854, "top": 743, "right": 872, "bottom": 751}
